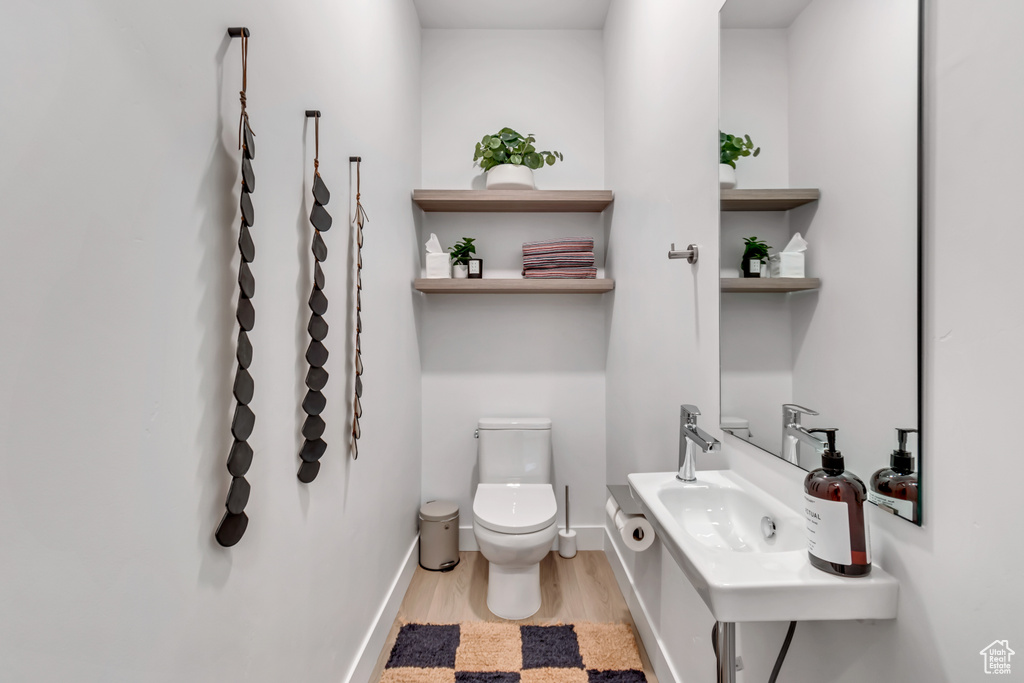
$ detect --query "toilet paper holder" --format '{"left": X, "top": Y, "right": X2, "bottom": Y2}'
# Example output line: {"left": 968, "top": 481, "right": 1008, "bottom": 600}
{"left": 606, "top": 485, "right": 656, "bottom": 552}
{"left": 606, "top": 484, "right": 645, "bottom": 516}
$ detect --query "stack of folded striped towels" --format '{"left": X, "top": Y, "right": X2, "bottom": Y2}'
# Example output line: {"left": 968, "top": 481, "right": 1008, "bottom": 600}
{"left": 521, "top": 237, "right": 596, "bottom": 279}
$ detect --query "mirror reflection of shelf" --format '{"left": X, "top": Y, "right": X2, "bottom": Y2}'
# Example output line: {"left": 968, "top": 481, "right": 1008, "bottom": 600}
{"left": 721, "top": 188, "right": 820, "bottom": 211}
{"left": 412, "top": 189, "right": 614, "bottom": 213}
{"left": 414, "top": 278, "right": 615, "bottom": 294}
{"left": 721, "top": 278, "right": 820, "bottom": 293}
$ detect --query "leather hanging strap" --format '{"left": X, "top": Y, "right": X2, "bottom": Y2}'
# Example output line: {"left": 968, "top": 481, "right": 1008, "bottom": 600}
{"left": 313, "top": 116, "right": 320, "bottom": 175}
{"left": 354, "top": 159, "right": 368, "bottom": 228}
{"left": 237, "top": 34, "right": 253, "bottom": 150}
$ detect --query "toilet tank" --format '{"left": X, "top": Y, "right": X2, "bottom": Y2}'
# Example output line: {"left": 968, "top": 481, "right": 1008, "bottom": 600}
{"left": 477, "top": 418, "right": 552, "bottom": 484}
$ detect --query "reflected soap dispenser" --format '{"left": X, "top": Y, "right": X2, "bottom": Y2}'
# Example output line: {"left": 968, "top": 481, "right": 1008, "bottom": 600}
{"left": 869, "top": 428, "right": 919, "bottom": 523}
{"left": 803, "top": 428, "right": 871, "bottom": 577}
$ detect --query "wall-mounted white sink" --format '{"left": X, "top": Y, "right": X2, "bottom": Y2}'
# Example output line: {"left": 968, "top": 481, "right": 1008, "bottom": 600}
{"left": 627, "top": 470, "right": 899, "bottom": 622}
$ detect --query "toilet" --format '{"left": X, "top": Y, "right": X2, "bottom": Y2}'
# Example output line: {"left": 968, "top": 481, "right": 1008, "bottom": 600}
{"left": 472, "top": 417, "right": 557, "bottom": 620}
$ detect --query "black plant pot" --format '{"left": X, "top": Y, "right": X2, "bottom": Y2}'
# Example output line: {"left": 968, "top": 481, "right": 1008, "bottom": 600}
{"left": 741, "top": 256, "right": 765, "bottom": 278}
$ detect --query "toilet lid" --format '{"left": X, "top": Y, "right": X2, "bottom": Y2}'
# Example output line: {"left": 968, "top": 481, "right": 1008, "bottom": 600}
{"left": 473, "top": 484, "right": 557, "bottom": 534}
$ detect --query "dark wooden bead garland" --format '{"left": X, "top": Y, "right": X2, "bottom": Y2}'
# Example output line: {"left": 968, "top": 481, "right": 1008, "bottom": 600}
{"left": 298, "top": 111, "right": 332, "bottom": 483}
{"left": 351, "top": 157, "right": 368, "bottom": 460}
{"left": 216, "top": 27, "right": 256, "bottom": 548}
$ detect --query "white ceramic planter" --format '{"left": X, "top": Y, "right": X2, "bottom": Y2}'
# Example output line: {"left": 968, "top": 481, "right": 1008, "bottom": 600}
{"left": 486, "top": 164, "right": 536, "bottom": 190}
{"left": 452, "top": 263, "right": 469, "bottom": 279}
{"left": 719, "top": 163, "right": 737, "bottom": 189}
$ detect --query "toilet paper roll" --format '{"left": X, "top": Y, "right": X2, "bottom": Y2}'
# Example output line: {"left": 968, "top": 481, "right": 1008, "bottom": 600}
{"left": 606, "top": 496, "right": 655, "bottom": 552}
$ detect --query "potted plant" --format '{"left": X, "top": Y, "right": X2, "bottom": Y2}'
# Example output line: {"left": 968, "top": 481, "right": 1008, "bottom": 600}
{"left": 449, "top": 237, "right": 477, "bottom": 279}
{"left": 720, "top": 131, "right": 760, "bottom": 189}
{"left": 741, "top": 236, "right": 772, "bottom": 278}
{"left": 474, "top": 127, "right": 563, "bottom": 190}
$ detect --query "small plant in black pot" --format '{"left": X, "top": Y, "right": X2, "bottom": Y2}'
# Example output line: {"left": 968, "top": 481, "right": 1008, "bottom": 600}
{"left": 741, "top": 237, "right": 772, "bottom": 278}
{"left": 449, "top": 237, "right": 477, "bottom": 279}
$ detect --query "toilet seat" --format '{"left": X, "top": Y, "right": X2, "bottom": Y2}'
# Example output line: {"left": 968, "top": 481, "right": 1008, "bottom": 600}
{"left": 473, "top": 483, "right": 557, "bottom": 534}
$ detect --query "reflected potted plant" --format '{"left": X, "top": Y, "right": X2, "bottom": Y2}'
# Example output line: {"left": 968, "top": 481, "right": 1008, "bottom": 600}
{"left": 720, "top": 131, "right": 760, "bottom": 189}
{"left": 741, "top": 236, "right": 772, "bottom": 278}
{"left": 449, "top": 237, "right": 477, "bottom": 279}
{"left": 474, "top": 127, "right": 563, "bottom": 190}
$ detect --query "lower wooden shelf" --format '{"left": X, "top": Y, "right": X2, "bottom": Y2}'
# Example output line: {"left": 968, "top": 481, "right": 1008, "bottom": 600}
{"left": 414, "top": 278, "right": 615, "bottom": 294}
{"left": 721, "top": 277, "right": 821, "bottom": 293}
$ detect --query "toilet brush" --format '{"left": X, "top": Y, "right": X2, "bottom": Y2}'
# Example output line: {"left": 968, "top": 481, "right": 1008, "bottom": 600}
{"left": 558, "top": 485, "right": 578, "bottom": 559}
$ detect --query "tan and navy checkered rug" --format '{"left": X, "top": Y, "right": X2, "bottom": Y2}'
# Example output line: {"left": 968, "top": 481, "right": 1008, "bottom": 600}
{"left": 381, "top": 622, "right": 648, "bottom": 683}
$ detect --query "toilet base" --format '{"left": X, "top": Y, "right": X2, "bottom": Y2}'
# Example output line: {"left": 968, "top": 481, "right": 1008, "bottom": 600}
{"left": 487, "top": 561, "right": 542, "bottom": 620}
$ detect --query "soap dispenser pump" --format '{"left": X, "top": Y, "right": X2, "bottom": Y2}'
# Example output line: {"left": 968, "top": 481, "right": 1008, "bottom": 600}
{"left": 869, "top": 428, "right": 919, "bottom": 523}
{"left": 803, "top": 428, "right": 871, "bottom": 577}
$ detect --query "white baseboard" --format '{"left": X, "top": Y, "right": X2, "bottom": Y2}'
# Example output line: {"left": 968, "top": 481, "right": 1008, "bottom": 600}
{"left": 344, "top": 535, "right": 419, "bottom": 683}
{"left": 604, "top": 526, "right": 683, "bottom": 683}
{"left": 458, "top": 525, "right": 605, "bottom": 552}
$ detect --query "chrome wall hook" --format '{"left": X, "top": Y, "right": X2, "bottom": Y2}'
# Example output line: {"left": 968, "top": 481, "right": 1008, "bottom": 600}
{"left": 668, "top": 243, "right": 699, "bottom": 264}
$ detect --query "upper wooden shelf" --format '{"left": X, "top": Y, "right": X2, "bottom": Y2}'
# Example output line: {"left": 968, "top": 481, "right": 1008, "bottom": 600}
{"left": 721, "top": 278, "right": 821, "bottom": 293}
{"left": 414, "top": 278, "right": 614, "bottom": 294}
{"left": 721, "top": 188, "right": 820, "bottom": 211}
{"left": 412, "top": 190, "right": 614, "bottom": 213}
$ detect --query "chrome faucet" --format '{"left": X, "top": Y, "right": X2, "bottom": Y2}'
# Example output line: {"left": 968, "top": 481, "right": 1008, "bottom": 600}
{"left": 678, "top": 404, "right": 721, "bottom": 481}
{"left": 782, "top": 404, "right": 826, "bottom": 465}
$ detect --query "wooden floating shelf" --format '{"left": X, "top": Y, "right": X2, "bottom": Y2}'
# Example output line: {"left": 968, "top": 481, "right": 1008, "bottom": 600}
{"left": 412, "top": 190, "right": 614, "bottom": 213}
{"left": 721, "top": 278, "right": 821, "bottom": 293}
{"left": 721, "top": 188, "right": 820, "bottom": 211}
{"left": 414, "top": 278, "right": 615, "bottom": 294}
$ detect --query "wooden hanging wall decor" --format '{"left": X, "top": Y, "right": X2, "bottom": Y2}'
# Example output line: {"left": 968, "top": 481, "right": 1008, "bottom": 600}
{"left": 298, "top": 110, "right": 332, "bottom": 484}
{"left": 351, "top": 157, "right": 368, "bottom": 460}
{"left": 216, "top": 26, "right": 256, "bottom": 548}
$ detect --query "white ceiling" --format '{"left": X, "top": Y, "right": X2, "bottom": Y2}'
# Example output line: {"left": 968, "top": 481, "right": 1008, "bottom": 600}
{"left": 414, "top": 0, "right": 612, "bottom": 30}
{"left": 720, "top": 0, "right": 814, "bottom": 29}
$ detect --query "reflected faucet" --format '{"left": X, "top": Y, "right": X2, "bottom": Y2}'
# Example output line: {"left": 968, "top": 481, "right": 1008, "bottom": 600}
{"left": 678, "top": 404, "right": 721, "bottom": 482}
{"left": 782, "top": 404, "right": 826, "bottom": 465}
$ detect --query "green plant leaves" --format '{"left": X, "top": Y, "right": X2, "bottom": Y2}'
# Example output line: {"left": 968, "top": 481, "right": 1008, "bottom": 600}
{"left": 721, "top": 130, "right": 760, "bottom": 168}
{"left": 474, "top": 127, "right": 563, "bottom": 171}
{"left": 741, "top": 236, "right": 772, "bottom": 260}
{"left": 448, "top": 237, "right": 477, "bottom": 265}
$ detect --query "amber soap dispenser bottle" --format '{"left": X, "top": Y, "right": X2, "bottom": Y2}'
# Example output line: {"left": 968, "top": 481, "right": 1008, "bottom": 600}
{"left": 803, "top": 428, "right": 871, "bottom": 577}
{"left": 869, "top": 428, "right": 919, "bottom": 523}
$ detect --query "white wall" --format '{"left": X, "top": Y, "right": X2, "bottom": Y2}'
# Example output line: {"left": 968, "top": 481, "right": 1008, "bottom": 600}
{"left": 607, "top": 1, "right": 1024, "bottom": 682}
{"left": 418, "top": 29, "right": 608, "bottom": 543}
{"left": 0, "top": 2, "right": 422, "bottom": 682}
{"left": 421, "top": 29, "right": 604, "bottom": 191}
{"left": 604, "top": 0, "right": 725, "bottom": 679}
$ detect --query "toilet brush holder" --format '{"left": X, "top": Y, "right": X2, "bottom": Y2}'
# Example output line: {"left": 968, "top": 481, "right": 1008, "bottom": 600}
{"left": 558, "top": 529, "right": 577, "bottom": 559}
{"left": 559, "top": 485, "right": 577, "bottom": 558}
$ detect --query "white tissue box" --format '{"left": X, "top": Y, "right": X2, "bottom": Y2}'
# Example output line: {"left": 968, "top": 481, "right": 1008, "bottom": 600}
{"left": 425, "top": 253, "right": 451, "bottom": 279}
{"left": 769, "top": 252, "right": 805, "bottom": 278}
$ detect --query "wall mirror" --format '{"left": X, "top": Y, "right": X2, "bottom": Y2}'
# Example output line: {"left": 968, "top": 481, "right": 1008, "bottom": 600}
{"left": 717, "top": 0, "right": 923, "bottom": 524}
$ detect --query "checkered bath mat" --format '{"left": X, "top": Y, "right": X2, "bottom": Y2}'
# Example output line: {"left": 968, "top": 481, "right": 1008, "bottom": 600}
{"left": 381, "top": 622, "right": 648, "bottom": 683}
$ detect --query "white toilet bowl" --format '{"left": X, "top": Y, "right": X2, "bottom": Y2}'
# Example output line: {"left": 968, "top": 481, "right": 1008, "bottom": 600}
{"left": 473, "top": 483, "right": 557, "bottom": 620}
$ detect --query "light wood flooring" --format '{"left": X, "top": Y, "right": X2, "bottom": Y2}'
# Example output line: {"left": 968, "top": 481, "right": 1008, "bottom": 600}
{"left": 369, "top": 551, "right": 658, "bottom": 683}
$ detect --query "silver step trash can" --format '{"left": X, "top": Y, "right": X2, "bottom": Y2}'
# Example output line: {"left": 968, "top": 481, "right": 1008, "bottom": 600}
{"left": 419, "top": 500, "right": 460, "bottom": 572}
